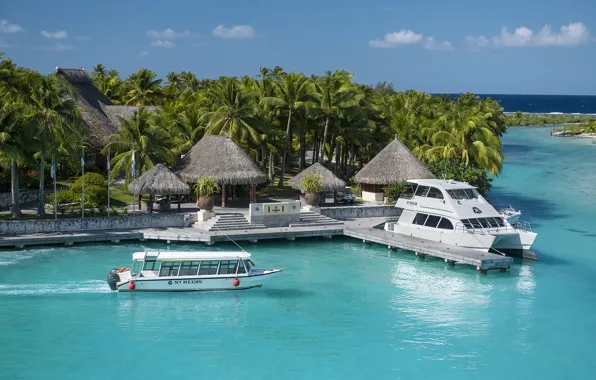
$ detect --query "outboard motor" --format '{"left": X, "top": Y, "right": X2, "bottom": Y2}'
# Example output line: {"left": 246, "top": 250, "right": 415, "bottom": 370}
{"left": 107, "top": 268, "right": 120, "bottom": 291}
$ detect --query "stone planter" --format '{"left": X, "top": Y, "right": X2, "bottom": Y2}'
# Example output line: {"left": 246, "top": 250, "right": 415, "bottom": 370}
{"left": 301, "top": 192, "right": 322, "bottom": 206}
{"left": 198, "top": 197, "right": 214, "bottom": 210}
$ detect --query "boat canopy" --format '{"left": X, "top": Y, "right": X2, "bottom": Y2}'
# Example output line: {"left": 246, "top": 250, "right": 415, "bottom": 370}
{"left": 132, "top": 251, "right": 252, "bottom": 261}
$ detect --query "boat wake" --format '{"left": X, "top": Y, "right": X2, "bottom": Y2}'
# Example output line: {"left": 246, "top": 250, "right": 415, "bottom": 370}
{"left": 0, "top": 280, "right": 111, "bottom": 295}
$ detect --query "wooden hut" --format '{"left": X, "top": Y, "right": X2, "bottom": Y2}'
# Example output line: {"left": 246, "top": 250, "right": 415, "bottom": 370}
{"left": 175, "top": 135, "right": 266, "bottom": 207}
{"left": 288, "top": 163, "right": 346, "bottom": 192}
{"left": 354, "top": 136, "right": 434, "bottom": 202}
{"left": 128, "top": 163, "right": 190, "bottom": 212}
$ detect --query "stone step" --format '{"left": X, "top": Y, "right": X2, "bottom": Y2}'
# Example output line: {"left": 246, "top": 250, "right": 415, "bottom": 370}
{"left": 210, "top": 225, "right": 267, "bottom": 231}
{"left": 289, "top": 222, "right": 344, "bottom": 228}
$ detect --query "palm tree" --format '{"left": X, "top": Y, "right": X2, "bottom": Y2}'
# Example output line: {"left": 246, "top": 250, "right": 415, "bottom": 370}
{"left": 125, "top": 69, "right": 163, "bottom": 106}
{"left": 102, "top": 108, "right": 174, "bottom": 181}
{"left": 313, "top": 71, "right": 363, "bottom": 165}
{"left": 260, "top": 71, "right": 318, "bottom": 186}
{"left": 159, "top": 93, "right": 207, "bottom": 157}
{"left": 27, "top": 74, "right": 83, "bottom": 215}
{"left": 203, "top": 77, "right": 265, "bottom": 146}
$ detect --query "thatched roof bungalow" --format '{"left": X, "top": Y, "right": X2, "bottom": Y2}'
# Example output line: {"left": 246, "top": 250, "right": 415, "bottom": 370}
{"left": 288, "top": 163, "right": 345, "bottom": 192}
{"left": 128, "top": 163, "right": 190, "bottom": 212}
{"left": 354, "top": 136, "right": 434, "bottom": 202}
{"left": 175, "top": 135, "right": 266, "bottom": 207}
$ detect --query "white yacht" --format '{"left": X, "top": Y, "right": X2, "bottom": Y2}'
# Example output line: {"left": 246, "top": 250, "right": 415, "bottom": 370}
{"left": 107, "top": 251, "right": 283, "bottom": 292}
{"left": 384, "top": 179, "right": 537, "bottom": 259}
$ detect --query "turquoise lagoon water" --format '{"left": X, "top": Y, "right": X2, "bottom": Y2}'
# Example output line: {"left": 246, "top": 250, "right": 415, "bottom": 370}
{"left": 1, "top": 127, "right": 596, "bottom": 380}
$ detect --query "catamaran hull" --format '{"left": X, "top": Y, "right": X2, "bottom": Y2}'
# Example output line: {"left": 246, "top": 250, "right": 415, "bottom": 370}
{"left": 115, "top": 270, "right": 282, "bottom": 292}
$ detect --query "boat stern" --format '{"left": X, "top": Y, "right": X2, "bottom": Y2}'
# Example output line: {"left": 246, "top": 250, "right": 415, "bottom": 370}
{"left": 106, "top": 268, "right": 131, "bottom": 291}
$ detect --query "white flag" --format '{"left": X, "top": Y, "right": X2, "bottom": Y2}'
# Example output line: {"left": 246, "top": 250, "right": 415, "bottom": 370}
{"left": 131, "top": 151, "right": 136, "bottom": 177}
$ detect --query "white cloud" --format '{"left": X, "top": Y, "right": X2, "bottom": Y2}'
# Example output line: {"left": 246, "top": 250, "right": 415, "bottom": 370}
{"left": 423, "top": 37, "right": 454, "bottom": 51}
{"left": 369, "top": 29, "right": 424, "bottom": 48}
{"left": 0, "top": 20, "right": 22, "bottom": 33}
{"left": 466, "top": 22, "right": 591, "bottom": 50}
{"left": 146, "top": 28, "right": 191, "bottom": 39}
{"left": 35, "top": 44, "right": 74, "bottom": 51}
{"left": 151, "top": 39, "right": 175, "bottom": 48}
{"left": 212, "top": 25, "right": 256, "bottom": 39}
{"left": 41, "top": 30, "right": 68, "bottom": 39}
{"left": 138, "top": 51, "right": 149, "bottom": 57}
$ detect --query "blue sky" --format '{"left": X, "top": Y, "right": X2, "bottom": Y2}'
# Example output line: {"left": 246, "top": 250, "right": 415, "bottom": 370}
{"left": 1, "top": 0, "right": 595, "bottom": 95}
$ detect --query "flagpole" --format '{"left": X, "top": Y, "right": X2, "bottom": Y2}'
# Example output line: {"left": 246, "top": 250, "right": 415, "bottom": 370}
{"left": 81, "top": 147, "right": 85, "bottom": 219}
{"left": 107, "top": 146, "right": 111, "bottom": 217}
{"left": 52, "top": 151, "right": 57, "bottom": 220}
{"left": 131, "top": 150, "right": 135, "bottom": 214}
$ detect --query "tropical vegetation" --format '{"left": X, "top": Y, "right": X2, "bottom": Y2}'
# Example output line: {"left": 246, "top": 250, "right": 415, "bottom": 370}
{"left": 1, "top": 51, "right": 512, "bottom": 218}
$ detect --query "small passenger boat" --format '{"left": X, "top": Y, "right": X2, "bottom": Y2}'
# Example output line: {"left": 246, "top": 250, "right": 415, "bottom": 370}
{"left": 106, "top": 251, "right": 283, "bottom": 292}
{"left": 498, "top": 207, "right": 522, "bottom": 225}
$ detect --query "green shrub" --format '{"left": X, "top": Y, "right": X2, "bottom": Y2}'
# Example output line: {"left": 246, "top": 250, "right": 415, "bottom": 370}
{"left": 82, "top": 185, "right": 108, "bottom": 208}
{"left": 385, "top": 181, "right": 408, "bottom": 202}
{"left": 424, "top": 158, "right": 493, "bottom": 195}
{"left": 301, "top": 174, "right": 323, "bottom": 193}
{"left": 194, "top": 176, "right": 220, "bottom": 198}
{"left": 70, "top": 172, "right": 107, "bottom": 193}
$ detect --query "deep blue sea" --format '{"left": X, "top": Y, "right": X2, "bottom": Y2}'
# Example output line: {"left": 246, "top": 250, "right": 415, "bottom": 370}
{"left": 1, "top": 127, "right": 596, "bottom": 379}
{"left": 446, "top": 94, "right": 596, "bottom": 114}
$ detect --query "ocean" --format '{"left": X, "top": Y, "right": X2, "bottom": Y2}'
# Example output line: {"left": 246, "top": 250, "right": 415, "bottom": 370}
{"left": 1, "top": 127, "right": 596, "bottom": 379}
{"left": 444, "top": 94, "right": 596, "bottom": 114}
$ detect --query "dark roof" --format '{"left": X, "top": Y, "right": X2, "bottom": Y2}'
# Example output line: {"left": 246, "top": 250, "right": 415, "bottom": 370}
{"left": 55, "top": 67, "right": 116, "bottom": 148}
{"left": 354, "top": 136, "right": 435, "bottom": 184}
{"left": 101, "top": 104, "right": 160, "bottom": 128}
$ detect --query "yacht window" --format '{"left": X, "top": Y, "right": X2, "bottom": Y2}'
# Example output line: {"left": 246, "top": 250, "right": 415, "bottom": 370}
{"left": 461, "top": 219, "right": 473, "bottom": 229}
{"left": 478, "top": 218, "right": 491, "bottom": 228}
{"left": 424, "top": 215, "right": 441, "bottom": 228}
{"left": 469, "top": 218, "right": 482, "bottom": 228}
{"left": 413, "top": 213, "right": 429, "bottom": 225}
{"left": 143, "top": 260, "right": 160, "bottom": 271}
{"left": 132, "top": 261, "right": 143, "bottom": 275}
{"left": 437, "top": 218, "right": 454, "bottom": 230}
{"left": 494, "top": 217, "right": 505, "bottom": 227}
{"left": 415, "top": 186, "right": 430, "bottom": 197}
{"left": 486, "top": 217, "right": 500, "bottom": 228}
{"left": 402, "top": 182, "right": 416, "bottom": 198}
{"left": 463, "top": 189, "right": 478, "bottom": 199}
{"left": 426, "top": 187, "right": 444, "bottom": 199}
{"left": 179, "top": 261, "right": 200, "bottom": 276}
{"left": 218, "top": 260, "right": 239, "bottom": 275}
{"left": 453, "top": 189, "right": 470, "bottom": 199}
{"left": 198, "top": 260, "right": 219, "bottom": 275}
{"left": 159, "top": 262, "right": 180, "bottom": 277}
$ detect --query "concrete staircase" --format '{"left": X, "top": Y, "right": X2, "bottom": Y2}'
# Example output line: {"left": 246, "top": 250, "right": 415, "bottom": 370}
{"left": 207, "top": 214, "right": 267, "bottom": 232}
{"left": 289, "top": 212, "right": 344, "bottom": 227}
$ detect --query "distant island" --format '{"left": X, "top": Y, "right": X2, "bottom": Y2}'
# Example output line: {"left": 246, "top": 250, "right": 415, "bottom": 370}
{"left": 504, "top": 111, "right": 596, "bottom": 126}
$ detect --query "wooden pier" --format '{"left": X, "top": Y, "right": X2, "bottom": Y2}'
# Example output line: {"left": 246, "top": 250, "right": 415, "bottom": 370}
{"left": 344, "top": 224, "right": 513, "bottom": 272}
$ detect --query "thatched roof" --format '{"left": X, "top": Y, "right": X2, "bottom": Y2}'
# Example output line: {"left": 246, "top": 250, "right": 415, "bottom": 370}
{"left": 55, "top": 67, "right": 116, "bottom": 149}
{"left": 354, "top": 136, "right": 435, "bottom": 184}
{"left": 128, "top": 163, "right": 191, "bottom": 195}
{"left": 175, "top": 135, "right": 266, "bottom": 185}
{"left": 101, "top": 104, "right": 160, "bottom": 128}
{"left": 288, "top": 163, "right": 346, "bottom": 192}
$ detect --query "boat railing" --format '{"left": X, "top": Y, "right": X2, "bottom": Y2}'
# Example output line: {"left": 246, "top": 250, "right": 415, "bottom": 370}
{"left": 514, "top": 221, "right": 532, "bottom": 232}
{"left": 454, "top": 221, "right": 521, "bottom": 235}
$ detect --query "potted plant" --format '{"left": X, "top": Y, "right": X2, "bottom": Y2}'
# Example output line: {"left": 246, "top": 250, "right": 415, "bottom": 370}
{"left": 300, "top": 173, "right": 323, "bottom": 206}
{"left": 193, "top": 176, "right": 220, "bottom": 210}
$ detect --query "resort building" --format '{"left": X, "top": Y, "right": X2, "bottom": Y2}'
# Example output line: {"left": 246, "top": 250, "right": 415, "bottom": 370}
{"left": 354, "top": 136, "right": 434, "bottom": 202}
{"left": 175, "top": 135, "right": 267, "bottom": 207}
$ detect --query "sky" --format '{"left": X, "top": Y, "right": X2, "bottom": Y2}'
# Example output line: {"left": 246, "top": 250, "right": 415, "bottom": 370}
{"left": 1, "top": 0, "right": 595, "bottom": 95}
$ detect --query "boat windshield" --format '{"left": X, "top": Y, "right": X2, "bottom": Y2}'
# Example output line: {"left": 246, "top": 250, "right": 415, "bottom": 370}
{"left": 243, "top": 259, "right": 255, "bottom": 272}
{"left": 447, "top": 188, "right": 479, "bottom": 200}
{"left": 132, "top": 260, "right": 143, "bottom": 275}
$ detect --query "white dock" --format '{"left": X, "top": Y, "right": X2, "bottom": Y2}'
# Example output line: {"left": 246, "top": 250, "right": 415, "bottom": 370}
{"left": 343, "top": 218, "right": 513, "bottom": 272}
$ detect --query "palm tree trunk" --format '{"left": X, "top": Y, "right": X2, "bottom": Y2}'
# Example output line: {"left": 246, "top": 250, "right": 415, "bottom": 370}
{"left": 268, "top": 150, "right": 275, "bottom": 183}
{"left": 328, "top": 133, "right": 336, "bottom": 167}
{"left": 261, "top": 147, "right": 267, "bottom": 167}
{"left": 38, "top": 150, "right": 46, "bottom": 216}
{"left": 11, "top": 159, "right": 20, "bottom": 218}
{"left": 319, "top": 116, "right": 330, "bottom": 164}
{"left": 299, "top": 133, "right": 306, "bottom": 171}
{"left": 278, "top": 107, "right": 293, "bottom": 188}
{"left": 335, "top": 144, "right": 341, "bottom": 175}
{"left": 312, "top": 132, "right": 318, "bottom": 164}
